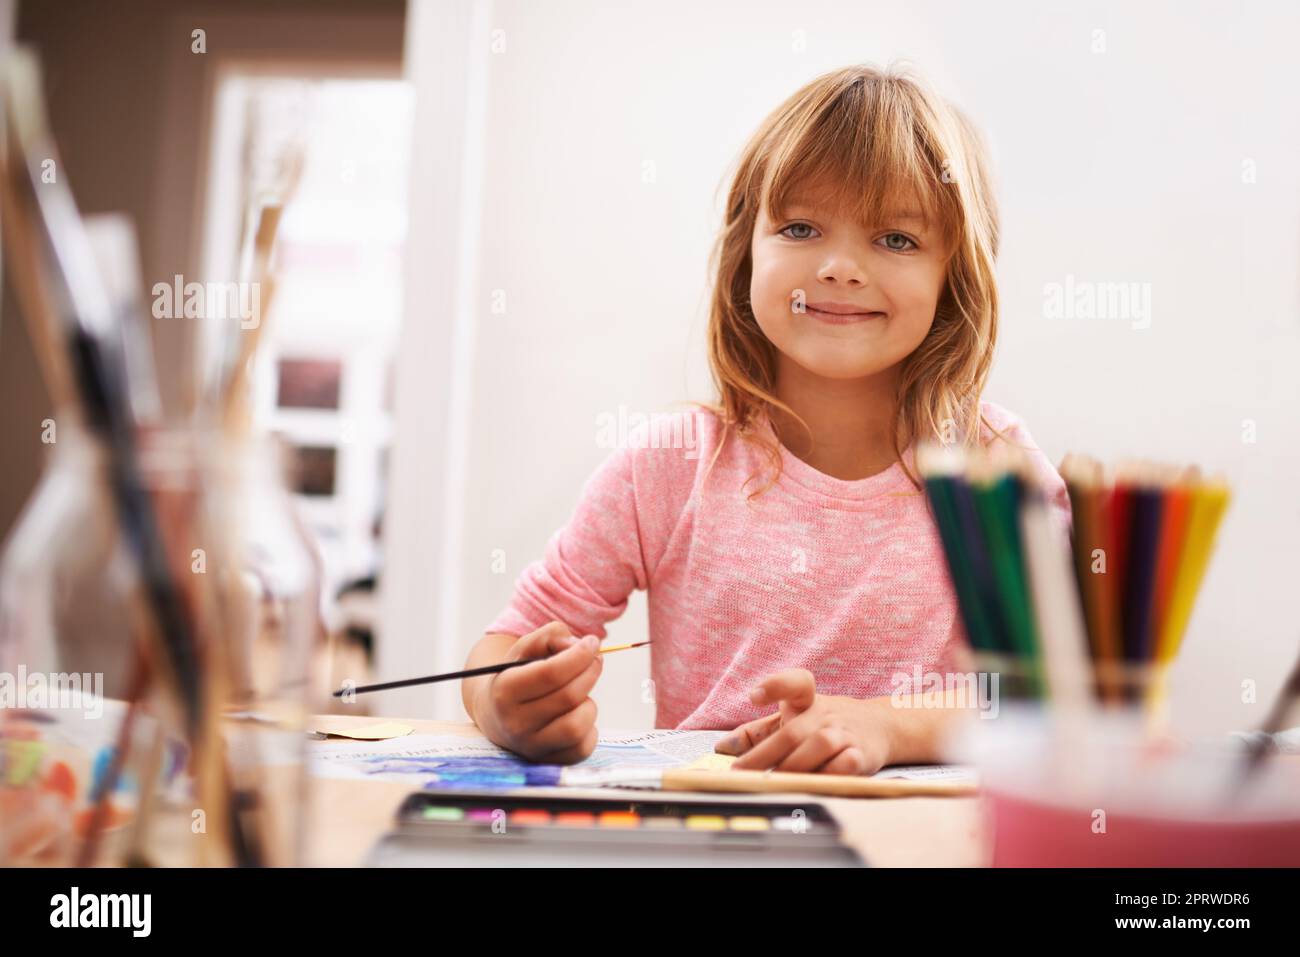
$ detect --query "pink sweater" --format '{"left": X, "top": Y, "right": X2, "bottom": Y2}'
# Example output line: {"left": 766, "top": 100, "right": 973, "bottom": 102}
{"left": 485, "top": 401, "right": 1073, "bottom": 730}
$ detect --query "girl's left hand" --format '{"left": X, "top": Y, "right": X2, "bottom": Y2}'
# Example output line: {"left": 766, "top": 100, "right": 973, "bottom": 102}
{"left": 712, "top": 669, "right": 893, "bottom": 775}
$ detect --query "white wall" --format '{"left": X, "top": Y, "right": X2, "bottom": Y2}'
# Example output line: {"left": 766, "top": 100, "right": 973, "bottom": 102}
{"left": 387, "top": 0, "right": 1300, "bottom": 738}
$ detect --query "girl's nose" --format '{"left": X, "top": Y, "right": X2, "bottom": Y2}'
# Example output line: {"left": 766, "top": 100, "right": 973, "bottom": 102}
{"left": 816, "top": 248, "right": 870, "bottom": 286}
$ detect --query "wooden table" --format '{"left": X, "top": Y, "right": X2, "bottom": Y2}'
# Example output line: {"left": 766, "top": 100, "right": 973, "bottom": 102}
{"left": 303, "top": 714, "right": 990, "bottom": 867}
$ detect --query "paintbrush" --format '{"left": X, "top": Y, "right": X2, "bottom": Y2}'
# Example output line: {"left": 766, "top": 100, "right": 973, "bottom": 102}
{"left": 0, "top": 48, "right": 205, "bottom": 713}
{"left": 333, "top": 641, "right": 651, "bottom": 697}
{"left": 0, "top": 48, "right": 258, "bottom": 866}
{"left": 401, "top": 765, "right": 976, "bottom": 798}
{"left": 1230, "top": 645, "right": 1300, "bottom": 801}
{"left": 560, "top": 765, "right": 977, "bottom": 798}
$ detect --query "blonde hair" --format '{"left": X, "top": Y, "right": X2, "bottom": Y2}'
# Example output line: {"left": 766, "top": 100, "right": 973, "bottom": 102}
{"left": 696, "top": 63, "right": 1006, "bottom": 498}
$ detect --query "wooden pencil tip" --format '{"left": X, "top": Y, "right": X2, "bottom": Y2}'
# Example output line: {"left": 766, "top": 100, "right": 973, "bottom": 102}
{"left": 916, "top": 441, "right": 965, "bottom": 477}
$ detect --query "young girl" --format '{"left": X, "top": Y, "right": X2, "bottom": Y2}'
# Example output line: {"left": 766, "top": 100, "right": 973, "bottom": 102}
{"left": 462, "top": 64, "right": 1072, "bottom": 774}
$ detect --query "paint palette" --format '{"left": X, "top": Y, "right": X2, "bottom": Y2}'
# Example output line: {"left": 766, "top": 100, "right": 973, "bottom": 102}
{"left": 366, "top": 790, "right": 864, "bottom": 867}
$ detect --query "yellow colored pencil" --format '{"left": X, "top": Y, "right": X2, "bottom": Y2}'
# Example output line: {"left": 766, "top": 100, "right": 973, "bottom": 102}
{"left": 1155, "top": 482, "right": 1230, "bottom": 663}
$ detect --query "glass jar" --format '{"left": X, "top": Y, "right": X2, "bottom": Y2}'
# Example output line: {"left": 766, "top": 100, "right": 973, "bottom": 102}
{"left": 0, "top": 423, "right": 321, "bottom": 866}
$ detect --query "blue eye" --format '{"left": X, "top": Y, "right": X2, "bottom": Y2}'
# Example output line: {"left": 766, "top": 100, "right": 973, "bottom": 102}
{"left": 878, "top": 232, "right": 918, "bottom": 252}
{"left": 779, "top": 222, "right": 819, "bottom": 240}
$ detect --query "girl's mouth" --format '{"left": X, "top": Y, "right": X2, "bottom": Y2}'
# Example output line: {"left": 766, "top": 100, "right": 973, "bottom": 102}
{"left": 805, "top": 306, "right": 886, "bottom": 325}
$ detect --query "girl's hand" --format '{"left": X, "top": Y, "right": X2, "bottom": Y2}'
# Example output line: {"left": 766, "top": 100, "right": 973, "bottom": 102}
{"left": 712, "top": 669, "right": 894, "bottom": 775}
{"left": 470, "top": 621, "right": 604, "bottom": 764}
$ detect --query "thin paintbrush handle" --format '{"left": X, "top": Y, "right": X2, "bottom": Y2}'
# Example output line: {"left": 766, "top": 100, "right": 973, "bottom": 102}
{"left": 335, "top": 659, "right": 531, "bottom": 696}
{"left": 77, "top": 651, "right": 150, "bottom": 866}
{"left": 2, "top": 49, "right": 258, "bottom": 866}
{"left": 659, "top": 768, "right": 976, "bottom": 798}
{"left": 332, "top": 641, "right": 650, "bottom": 697}
{"left": 1236, "top": 650, "right": 1300, "bottom": 789}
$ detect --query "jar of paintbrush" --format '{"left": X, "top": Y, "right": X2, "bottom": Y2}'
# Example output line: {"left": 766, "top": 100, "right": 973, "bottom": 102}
{"left": 0, "top": 424, "right": 320, "bottom": 867}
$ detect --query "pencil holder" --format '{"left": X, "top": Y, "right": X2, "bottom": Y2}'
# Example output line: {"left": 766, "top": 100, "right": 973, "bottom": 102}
{"left": 0, "top": 425, "right": 320, "bottom": 866}
{"left": 968, "top": 651, "right": 1044, "bottom": 703}
{"left": 953, "top": 705, "right": 1300, "bottom": 866}
{"left": 1089, "top": 659, "right": 1151, "bottom": 705}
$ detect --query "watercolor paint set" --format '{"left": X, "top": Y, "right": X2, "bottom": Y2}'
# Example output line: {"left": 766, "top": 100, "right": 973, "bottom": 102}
{"left": 365, "top": 790, "right": 865, "bottom": 866}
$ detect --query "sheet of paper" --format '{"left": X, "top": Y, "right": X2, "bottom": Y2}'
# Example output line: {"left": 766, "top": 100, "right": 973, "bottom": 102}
{"left": 679, "top": 752, "right": 738, "bottom": 771}
{"left": 871, "top": 764, "right": 978, "bottom": 785}
{"left": 307, "top": 729, "right": 731, "bottom": 787}
{"left": 586, "top": 729, "right": 731, "bottom": 764}
{"left": 307, "top": 728, "right": 975, "bottom": 789}
{"left": 311, "top": 720, "right": 414, "bottom": 741}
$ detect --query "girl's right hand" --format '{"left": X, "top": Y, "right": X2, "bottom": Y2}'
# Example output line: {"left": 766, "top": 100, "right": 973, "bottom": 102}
{"left": 469, "top": 621, "right": 603, "bottom": 764}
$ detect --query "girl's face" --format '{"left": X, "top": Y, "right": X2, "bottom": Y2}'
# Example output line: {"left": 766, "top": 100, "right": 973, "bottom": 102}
{"left": 749, "top": 181, "right": 948, "bottom": 382}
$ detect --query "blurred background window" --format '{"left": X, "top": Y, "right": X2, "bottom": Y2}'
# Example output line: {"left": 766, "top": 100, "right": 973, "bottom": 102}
{"left": 199, "top": 73, "right": 412, "bottom": 601}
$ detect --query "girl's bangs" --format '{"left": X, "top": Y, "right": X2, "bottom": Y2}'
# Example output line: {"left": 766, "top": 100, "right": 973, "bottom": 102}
{"left": 759, "top": 83, "right": 961, "bottom": 254}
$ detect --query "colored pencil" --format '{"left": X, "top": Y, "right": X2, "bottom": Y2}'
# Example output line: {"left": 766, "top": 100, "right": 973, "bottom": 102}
{"left": 918, "top": 438, "right": 1229, "bottom": 713}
